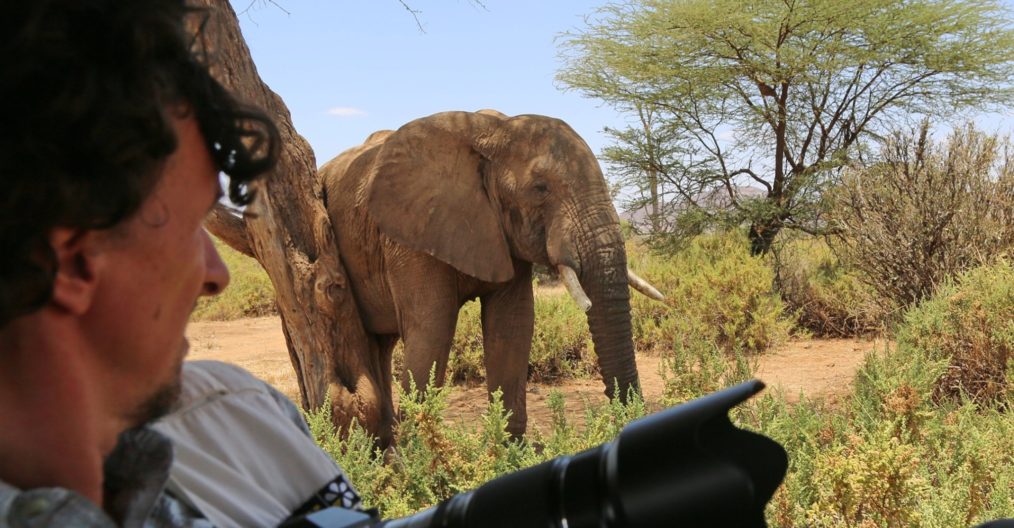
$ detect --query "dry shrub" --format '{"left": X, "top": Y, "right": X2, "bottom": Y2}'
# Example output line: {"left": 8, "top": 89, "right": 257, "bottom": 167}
{"left": 829, "top": 121, "right": 1014, "bottom": 311}
{"left": 896, "top": 260, "right": 1014, "bottom": 407}
{"left": 773, "top": 234, "right": 888, "bottom": 337}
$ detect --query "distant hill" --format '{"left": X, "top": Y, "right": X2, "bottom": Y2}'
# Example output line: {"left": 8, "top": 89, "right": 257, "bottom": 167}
{"left": 618, "top": 185, "right": 765, "bottom": 227}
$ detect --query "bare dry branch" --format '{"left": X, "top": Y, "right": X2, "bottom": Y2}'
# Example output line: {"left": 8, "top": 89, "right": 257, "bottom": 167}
{"left": 205, "top": 204, "right": 253, "bottom": 257}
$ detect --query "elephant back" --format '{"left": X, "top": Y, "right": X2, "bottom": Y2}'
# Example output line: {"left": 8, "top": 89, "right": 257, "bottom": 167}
{"left": 319, "top": 136, "right": 400, "bottom": 334}
{"left": 320, "top": 136, "right": 388, "bottom": 214}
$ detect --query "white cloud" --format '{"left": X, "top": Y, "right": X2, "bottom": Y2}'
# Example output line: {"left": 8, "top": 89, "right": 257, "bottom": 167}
{"left": 326, "top": 107, "right": 367, "bottom": 117}
{"left": 716, "top": 128, "right": 737, "bottom": 142}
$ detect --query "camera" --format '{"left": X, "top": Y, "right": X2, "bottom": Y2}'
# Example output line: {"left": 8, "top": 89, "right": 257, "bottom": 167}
{"left": 283, "top": 379, "right": 787, "bottom": 528}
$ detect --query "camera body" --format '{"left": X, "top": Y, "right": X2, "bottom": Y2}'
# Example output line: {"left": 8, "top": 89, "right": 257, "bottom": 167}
{"left": 284, "top": 380, "right": 787, "bottom": 528}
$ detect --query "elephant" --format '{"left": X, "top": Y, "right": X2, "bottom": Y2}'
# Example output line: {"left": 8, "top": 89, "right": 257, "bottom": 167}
{"left": 320, "top": 110, "right": 663, "bottom": 445}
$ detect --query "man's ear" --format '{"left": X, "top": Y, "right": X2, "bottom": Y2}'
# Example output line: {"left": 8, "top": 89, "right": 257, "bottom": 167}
{"left": 48, "top": 228, "right": 103, "bottom": 316}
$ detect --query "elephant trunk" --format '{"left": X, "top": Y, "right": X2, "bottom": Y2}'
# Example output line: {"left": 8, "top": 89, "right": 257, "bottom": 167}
{"left": 571, "top": 206, "right": 640, "bottom": 402}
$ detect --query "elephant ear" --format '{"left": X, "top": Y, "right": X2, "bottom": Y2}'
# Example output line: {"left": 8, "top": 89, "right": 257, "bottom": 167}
{"left": 366, "top": 111, "right": 514, "bottom": 283}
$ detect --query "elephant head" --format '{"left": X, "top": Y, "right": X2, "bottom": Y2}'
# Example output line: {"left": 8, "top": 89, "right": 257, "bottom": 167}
{"left": 366, "top": 110, "right": 656, "bottom": 403}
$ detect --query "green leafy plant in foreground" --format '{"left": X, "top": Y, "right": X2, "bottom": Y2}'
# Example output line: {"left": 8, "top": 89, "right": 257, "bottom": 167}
{"left": 306, "top": 369, "right": 649, "bottom": 519}
{"left": 307, "top": 265, "right": 1014, "bottom": 526}
{"left": 748, "top": 261, "right": 1014, "bottom": 526}
{"left": 308, "top": 342, "right": 752, "bottom": 519}
{"left": 750, "top": 347, "right": 1013, "bottom": 527}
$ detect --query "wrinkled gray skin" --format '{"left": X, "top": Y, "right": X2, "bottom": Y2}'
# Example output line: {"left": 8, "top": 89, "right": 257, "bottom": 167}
{"left": 321, "top": 110, "right": 639, "bottom": 445}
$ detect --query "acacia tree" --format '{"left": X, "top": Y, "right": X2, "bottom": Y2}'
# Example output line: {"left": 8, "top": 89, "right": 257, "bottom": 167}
{"left": 602, "top": 103, "right": 672, "bottom": 235}
{"left": 559, "top": 0, "right": 1014, "bottom": 254}
{"left": 601, "top": 102, "right": 740, "bottom": 248}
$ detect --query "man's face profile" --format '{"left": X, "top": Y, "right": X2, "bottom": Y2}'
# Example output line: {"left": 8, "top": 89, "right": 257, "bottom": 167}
{"left": 84, "top": 113, "right": 230, "bottom": 430}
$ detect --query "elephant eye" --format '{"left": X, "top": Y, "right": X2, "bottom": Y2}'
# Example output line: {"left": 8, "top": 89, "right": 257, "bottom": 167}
{"left": 533, "top": 183, "right": 549, "bottom": 194}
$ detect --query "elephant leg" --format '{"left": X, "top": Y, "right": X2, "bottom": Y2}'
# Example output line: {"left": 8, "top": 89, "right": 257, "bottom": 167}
{"left": 371, "top": 334, "right": 399, "bottom": 449}
{"left": 480, "top": 261, "right": 535, "bottom": 438}
{"left": 376, "top": 334, "right": 398, "bottom": 394}
{"left": 387, "top": 259, "right": 461, "bottom": 396}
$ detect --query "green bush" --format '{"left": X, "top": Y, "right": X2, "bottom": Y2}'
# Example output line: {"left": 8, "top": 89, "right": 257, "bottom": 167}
{"left": 803, "top": 420, "right": 928, "bottom": 527}
{"left": 628, "top": 230, "right": 792, "bottom": 354}
{"left": 748, "top": 342, "right": 1014, "bottom": 527}
{"left": 746, "top": 262, "right": 1014, "bottom": 525}
{"left": 307, "top": 373, "right": 648, "bottom": 519}
{"left": 311, "top": 332, "right": 1014, "bottom": 526}
{"left": 447, "top": 290, "right": 595, "bottom": 385}
{"left": 895, "top": 260, "right": 1014, "bottom": 407}
{"left": 659, "top": 334, "right": 757, "bottom": 406}
{"left": 191, "top": 237, "right": 276, "bottom": 321}
{"left": 773, "top": 235, "right": 888, "bottom": 337}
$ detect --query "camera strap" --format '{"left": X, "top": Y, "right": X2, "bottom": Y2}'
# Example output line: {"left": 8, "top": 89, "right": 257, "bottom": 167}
{"left": 288, "top": 474, "right": 363, "bottom": 518}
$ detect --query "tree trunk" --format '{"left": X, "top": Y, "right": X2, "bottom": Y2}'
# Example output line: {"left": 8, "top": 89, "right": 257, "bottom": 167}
{"left": 748, "top": 221, "right": 780, "bottom": 255}
{"left": 639, "top": 104, "right": 660, "bottom": 234}
{"left": 648, "top": 168, "right": 659, "bottom": 234}
{"left": 190, "top": 1, "right": 381, "bottom": 434}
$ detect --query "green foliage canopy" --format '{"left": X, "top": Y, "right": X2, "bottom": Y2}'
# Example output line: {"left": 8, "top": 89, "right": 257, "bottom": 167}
{"left": 558, "top": 0, "right": 1014, "bottom": 253}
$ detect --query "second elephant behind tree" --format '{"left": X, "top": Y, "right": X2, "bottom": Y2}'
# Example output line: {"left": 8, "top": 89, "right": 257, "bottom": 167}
{"left": 320, "top": 110, "right": 662, "bottom": 445}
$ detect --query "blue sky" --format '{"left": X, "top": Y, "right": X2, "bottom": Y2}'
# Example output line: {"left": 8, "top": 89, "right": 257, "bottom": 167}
{"left": 233, "top": 1, "right": 626, "bottom": 166}
{"left": 233, "top": 0, "right": 1013, "bottom": 172}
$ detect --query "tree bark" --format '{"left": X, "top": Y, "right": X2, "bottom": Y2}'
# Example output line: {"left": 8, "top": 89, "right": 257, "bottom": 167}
{"left": 648, "top": 168, "right": 659, "bottom": 233}
{"left": 207, "top": 204, "right": 253, "bottom": 257}
{"left": 189, "top": 0, "right": 384, "bottom": 436}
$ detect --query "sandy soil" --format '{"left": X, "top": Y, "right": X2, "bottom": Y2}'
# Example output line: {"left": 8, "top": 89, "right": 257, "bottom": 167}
{"left": 185, "top": 316, "right": 883, "bottom": 431}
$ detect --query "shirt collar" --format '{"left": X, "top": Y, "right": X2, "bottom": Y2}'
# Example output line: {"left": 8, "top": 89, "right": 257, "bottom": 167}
{"left": 0, "top": 426, "right": 174, "bottom": 528}
{"left": 103, "top": 427, "right": 175, "bottom": 526}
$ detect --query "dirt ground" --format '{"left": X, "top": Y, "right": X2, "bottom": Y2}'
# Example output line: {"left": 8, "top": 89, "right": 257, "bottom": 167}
{"left": 185, "top": 316, "right": 884, "bottom": 432}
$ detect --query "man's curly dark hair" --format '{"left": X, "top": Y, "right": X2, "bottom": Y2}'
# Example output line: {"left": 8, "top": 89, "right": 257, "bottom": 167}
{"left": 0, "top": 0, "right": 279, "bottom": 326}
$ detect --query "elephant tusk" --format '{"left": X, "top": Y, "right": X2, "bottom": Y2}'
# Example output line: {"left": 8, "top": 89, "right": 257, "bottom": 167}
{"left": 628, "top": 269, "right": 665, "bottom": 301}
{"left": 558, "top": 265, "right": 592, "bottom": 312}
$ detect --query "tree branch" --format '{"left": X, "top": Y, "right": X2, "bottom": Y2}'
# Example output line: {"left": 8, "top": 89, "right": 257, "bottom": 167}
{"left": 238, "top": 0, "right": 290, "bottom": 18}
{"left": 397, "top": 0, "right": 425, "bottom": 32}
{"left": 205, "top": 204, "right": 253, "bottom": 257}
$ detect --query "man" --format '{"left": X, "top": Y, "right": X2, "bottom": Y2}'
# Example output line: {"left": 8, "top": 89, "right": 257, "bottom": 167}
{"left": 0, "top": 1, "right": 357, "bottom": 525}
